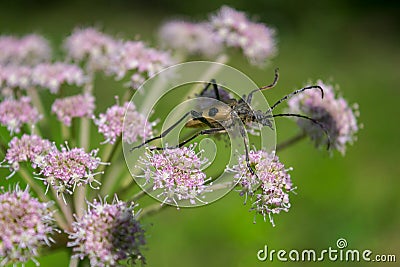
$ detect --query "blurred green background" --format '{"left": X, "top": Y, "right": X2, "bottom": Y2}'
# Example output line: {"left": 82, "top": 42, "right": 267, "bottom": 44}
{"left": 1, "top": 0, "right": 399, "bottom": 266}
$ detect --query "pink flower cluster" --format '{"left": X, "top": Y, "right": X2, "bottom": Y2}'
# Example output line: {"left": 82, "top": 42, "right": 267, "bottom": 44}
{"left": 68, "top": 197, "right": 146, "bottom": 266}
{"left": 0, "top": 185, "right": 56, "bottom": 266}
{"left": 159, "top": 21, "right": 222, "bottom": 57}
{"left": 0, "top": 96, "right": 41, "bottom": 134}
{"left": 139, "top": 145, "right": 209, "bottom": 206}
{"left": 0, "top": 62, "right": 87, "bottom": 93}
{"left": 0, "top": 65, "right": 32, "bottom": 91}
{"left": 32, "top": 62, "right": 87, "bottom": 93}
{"left": 36, "top": 145, "right": 104, "bottom": 199}
{"left": 94, "top": 101, "right": 153, "bottom": 144}
{"left": 287, "top": 81, "right": 359, "bottom": 155}
{"left": 52, "top": 93, "right": 95, "bottom": 126}
{"left": 108, "top": 41, "right": 174, "bottom": 88}
{"left": 209, "top": 6, "right": 276, "bottom": 65}
{"left": 228, "top": 150, "right": 293, "bottom": 226}
{"left": 0, "top": 34, "right": 51, "bottom": 65}
{"left": 2, "top": 134, "right": 52, "bottom": 177}
{"left": 64, "top": 27, "right": 119, "bottom": 72}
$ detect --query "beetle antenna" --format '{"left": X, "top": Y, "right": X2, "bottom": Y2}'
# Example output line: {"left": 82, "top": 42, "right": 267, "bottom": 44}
{"left": 269, "top": 85, "right": 324, "bottom": 111}
{"left": 247, "top": 68, "right": 279, "bottom": 103}
{"left": 273, "top": 113, "right": 331, "bottom": 150}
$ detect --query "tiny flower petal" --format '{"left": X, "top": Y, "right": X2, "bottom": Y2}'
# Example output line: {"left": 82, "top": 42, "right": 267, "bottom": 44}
{"left": 52, "top": 93, "right": 95, "bottom": 126}
{"left": 287, "top": 81, "right": 360, "bottom": 155}
{"left": 0, "top": 185, "right": 57, "bottom": 266}
{"left": 68, "top": 197, "right": 146, "bottom": 266}
{"left": 0, "top": 96, "right": 42, "bottom": 134}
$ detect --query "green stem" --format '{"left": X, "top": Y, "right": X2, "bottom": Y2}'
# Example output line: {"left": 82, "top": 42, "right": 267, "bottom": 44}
{"left": 18, "top": 167, "right": 49, "bottom": 202}
{"left": 79, "top": 117, "right": 90, "bottom": 150}
{"left": 276, "top": 132, "right": 307, "bottom": 151}
{"left": 122, "top": 88, "right": 135, "bottom": 103}
{"left": 61, "top": 124, "right": 70, "bottom": 141}
{"left": 137, "top": 202, "right": 168, "bottom": 220}
{"left": 18, "top": 167, "right": 69, "bottom": 230}
{"left": 74, "top": 117, "right": 90, "bottom": 220}
{"left": 115, "top": 166, "right": 143, "bottom": 197}
{"left": 129, "top": 189, "right": 147, "bottom": 202}
{"left": 27, "top": 87, "right": 45, "bottom": 117}
{"left": 99, "top": 159, "right": 124, "bottom": 196}
{"left": 69, "top": 256, "right": 79, "bottom": 267}
{"left": 50, "top": 186, "right": 74, "bottom": 230}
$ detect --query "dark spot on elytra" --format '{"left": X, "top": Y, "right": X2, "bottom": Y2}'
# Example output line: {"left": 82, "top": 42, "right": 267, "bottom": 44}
{"left": 208, "top": 107, "right": 218, "bottom": 117}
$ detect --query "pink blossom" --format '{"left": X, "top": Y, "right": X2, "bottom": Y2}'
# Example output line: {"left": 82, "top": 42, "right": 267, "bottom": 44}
{"left": 107, "top": 41, "right": 174, "bottom": 89}
{"left": 138, "top": 144, "right": 209, "bottom": 206}
{"left": 0, "top": 96, "right": 41, "bottom": 134}
{"left": 36, "top": 144, "right": 105, "bottom": 199}
{"left": 2, "top": 134, "right": 52, "bottom": 177}
{"left": 68, "top": 197, "right": 146, "bottom": 266}
{"left": 209, "top": 6, "right": 276, "bottom": 65}
{"left": 32, "top": 62, "right": 87, "bottom": 93}
{"left": 0, "top": 185, "right": 57, "bottom": 266}
{"left": 0, "top": 65, "right": 33, "bottom": 90}
{"left": 95, "top": 101, "right": 153, "bottom": 144}
{"left": 287, "top": 81, "right": 359, "bottom": 155}
{"left": 0, "top": 34, "right": 51, "bottom": 65}
{"left": 228, "top": 150, "right": 293, "bottom": 226}
{"left": 52, "top": 93, "right": 95, "bottom": 126}
{"left": 64, "top": 27, "right": 119, "bottom": 72}
{"left": 159, "top": 21, "right": 222, "bottom": 57}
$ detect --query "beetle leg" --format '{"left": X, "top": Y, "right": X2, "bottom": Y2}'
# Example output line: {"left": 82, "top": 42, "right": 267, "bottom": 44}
{"left": 130, "top": 111, "right": 193, "bottom": 151}
{"left": 199, "top": 79, "right": 221, "bottom": 101}
{"left": 151, "top": 127, "right": 226, "bottom": 150}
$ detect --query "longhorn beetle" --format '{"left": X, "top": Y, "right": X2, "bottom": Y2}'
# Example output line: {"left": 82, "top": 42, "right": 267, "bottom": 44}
{"left": 131, "top": 69, "right": 330, "bottom": 176}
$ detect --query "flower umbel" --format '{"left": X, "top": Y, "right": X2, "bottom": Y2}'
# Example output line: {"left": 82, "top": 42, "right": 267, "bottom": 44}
{"left": 36, "top": 144, "right": 105, "bottom": 199}
{"left": 64, "top": 27, "right": 119, "bottom": 72}
{"left": 158, "top": 21, "right": 222, "bottom": 58}
{"left": 287, "top": 80, "right": 359, "bottom": 155}
{"left": 0, "top": 34, "right": 51, "bottom": 65}
{"left": 107, "top": 41, "right": 173, "bottom": 89}
{"left": 51, "top": 93, "right": 95, "bottom": 126}
{"left": 209, "top": 6, "right": 276, "bottom": 65}
{"left": 2, "top": 134, "right": 52, "bottom": 178}
{"left": 68, "top": 197, "right": 146, "bottom": 266}
{"left": 32, "top": 62, "right": 87, "bottom": 93}
{"left": 0, "top": 185, "right": 57, "bottom": 266}
{"left": 95, "top": 101, "right": 153, "bottom": 145}
{"left": 138, "top": 144, "right": 209, "bottom": 206}
{"left": 0, "top": 65, "right": 32, "bottom": 91}
{"left": 0, "top": 96, "right": 42, "bottom": 134}
{"left": 228, "top": 150, "right": 293, "bottom": 226}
